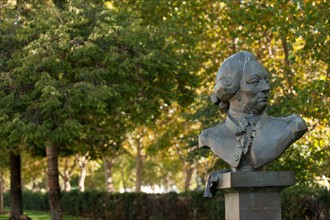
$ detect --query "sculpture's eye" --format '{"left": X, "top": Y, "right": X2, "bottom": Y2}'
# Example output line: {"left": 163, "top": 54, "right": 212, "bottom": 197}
{"left": 249, "top": 79, "right": 259, "bottom": 85}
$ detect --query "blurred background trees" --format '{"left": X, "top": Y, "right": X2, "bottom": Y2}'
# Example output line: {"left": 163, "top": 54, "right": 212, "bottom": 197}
{"left": 0, "top": 0, "right": 329, "bottom": 217}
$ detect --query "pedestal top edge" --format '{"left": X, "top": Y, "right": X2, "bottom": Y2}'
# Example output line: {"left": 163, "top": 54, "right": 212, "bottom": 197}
{"left": 219, "top": 170, "right": 295, "bottom": 189}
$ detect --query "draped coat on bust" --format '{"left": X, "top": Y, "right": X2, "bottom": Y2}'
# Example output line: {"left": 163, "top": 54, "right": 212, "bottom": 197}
{"left": 199, "top": 113, "right": 307, "bottom": 169}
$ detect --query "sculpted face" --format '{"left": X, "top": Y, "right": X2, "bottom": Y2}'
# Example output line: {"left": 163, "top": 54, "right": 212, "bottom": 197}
{"left": 231, "top": 61, "right": 270, "bottom": 115}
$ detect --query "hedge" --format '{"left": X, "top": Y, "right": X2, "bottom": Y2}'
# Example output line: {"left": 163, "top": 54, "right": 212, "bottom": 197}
{"left": 4, "top": 186, "right": 330, "bottom": 219}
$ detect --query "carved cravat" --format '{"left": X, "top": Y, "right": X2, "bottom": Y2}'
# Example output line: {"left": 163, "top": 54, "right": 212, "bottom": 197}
{"left": 227, "top": 113, "right": 259, "bottom": 156}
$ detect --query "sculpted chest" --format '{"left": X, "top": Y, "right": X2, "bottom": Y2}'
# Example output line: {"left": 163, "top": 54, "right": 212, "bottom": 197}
{"left": 199, "top": 114, "right": 301, "bottom": 169}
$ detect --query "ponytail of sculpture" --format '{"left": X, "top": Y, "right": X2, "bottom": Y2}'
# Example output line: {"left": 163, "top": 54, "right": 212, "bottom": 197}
{"left": 209, "top": 92, "right": 230, "bottom": 113}
{"left": 219, "top": 101, "right": 230, "bottom": 113}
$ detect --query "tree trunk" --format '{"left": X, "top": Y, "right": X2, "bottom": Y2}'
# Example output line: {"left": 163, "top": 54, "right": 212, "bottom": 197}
{"left": 120, "top": 170, "right": 127, "bottom": 192}
{"left": 62, "top": 158, "right": 71, "bottom": 192}
{"left": 63, "top": 175, "right": 71, "bottom": 192}
{"left": 135, "top": 143, "right": 143, "bottom": 192}
{"left": 59, "top": 171, "right": 71, "bottom": 192}
{"left": 0, "top": 169, "right": 4, "bottom": 214}
{"left": 46, "top": 145, "right": 63, "bottom": 220}
{"left": 281, "top": 36, "right": 293, "bottom": 90}
{"left": 184, "top": 166, "right": 194, "bottom": 192}
{"left": 78, "top": 166, "right": 86, "bottom": 192}
{"left": 59, "top": 157, "right": 78, "bottom": 192}
{"left": 78, "top": 155, "right": 87, "bottom": 192}
{"left": 103, "top": 157, "right": 115, "bottom": 192}
{"left": 10, "top": 153, "right": 23, "bottom": 220}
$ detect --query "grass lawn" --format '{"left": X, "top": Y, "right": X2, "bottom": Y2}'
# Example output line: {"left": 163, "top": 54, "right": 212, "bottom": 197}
{"left": 0, "top": 208, "right": 85, "bottom": 220}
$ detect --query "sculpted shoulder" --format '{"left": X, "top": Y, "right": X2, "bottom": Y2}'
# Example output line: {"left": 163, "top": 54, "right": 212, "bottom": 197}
{"left": 199, "top": 120, "right": 240, "bottom": 168}
{"left": 251, "top": 113, "right": 308, "bottom": 168}
{"left": 285, "top": 114, "right": 308, "bottom": 140}
{"left": 263, "top": 114, "right": 307, "bottom": 140}
{"left": 198, "top": 121, "right": 226, "bottom": 148}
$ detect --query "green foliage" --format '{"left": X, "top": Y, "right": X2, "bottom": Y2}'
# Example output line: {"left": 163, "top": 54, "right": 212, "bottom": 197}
{"left": 3, "top": 186, "right": 329, "bottom": 220}
{"left": 0, "top": 0, "right": 329, "bottom": 194}
{"left": 0, "top": 0, "right": 198, "bottom": 155}
{"left": 3, "top": 191, "right": 49, "bottom": 211}
{"left": 281, "top": 185, "right": 330, "bottom": 220}
{"left": 109, "top": 0, "right": 329, "bottom": 189}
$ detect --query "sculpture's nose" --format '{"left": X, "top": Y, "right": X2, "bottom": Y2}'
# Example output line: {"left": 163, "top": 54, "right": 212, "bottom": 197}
{"left": 261, "top": 79, "right": 270, "bottom": 93}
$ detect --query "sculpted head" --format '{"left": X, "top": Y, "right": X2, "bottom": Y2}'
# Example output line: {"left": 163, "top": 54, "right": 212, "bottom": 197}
{"left": 211, "top": 51, "right": 270, "bottom": 115}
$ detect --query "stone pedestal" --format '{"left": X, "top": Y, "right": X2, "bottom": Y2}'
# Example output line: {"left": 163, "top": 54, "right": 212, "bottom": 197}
{"left": 218, "top": 171, "right": 295, "bottom": 220}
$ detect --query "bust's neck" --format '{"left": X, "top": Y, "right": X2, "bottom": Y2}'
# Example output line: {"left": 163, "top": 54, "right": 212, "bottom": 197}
{"left": 228, "top": 108, "right": 260, "bottom": 120}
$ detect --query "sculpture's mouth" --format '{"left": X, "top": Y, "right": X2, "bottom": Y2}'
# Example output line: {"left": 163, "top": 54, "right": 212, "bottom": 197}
{"left": 258, "top": 96, "right": 269, "bottom": 102}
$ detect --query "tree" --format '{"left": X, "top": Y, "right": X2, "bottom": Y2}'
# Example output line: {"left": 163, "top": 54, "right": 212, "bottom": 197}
{"left": 1, "top": 0, "right": 200, "bottom": 213}
{"left": 119, "top": 0, "right": 329, "bottom": 187}
{"left": 0, "top": 2, "right": 30, "bottom": 218}
{"left": 76, "top": 154, "right": 88, "bottom": 192}
{"left": 103, "top": 156, "right": 116, "bottom": 192}
{"left": 0, "top": 174, "right": 3, "bottom": 214}
{"left": 1, "top": 0, "right": 328, "bottom": 198}
{"left": 58, "top": 157, "right": 76, "bottom": 192}
{"left": 58, "top": 154, "right": 90, "bottom": 192}
{"left": 9, "top": 154, "right": 23, "bottom": 219}
{"left": 192, "top": 0, "right": 329, "bottom": 184}
{"left": 0, "top": 149, "right": 8, "bottom": 214}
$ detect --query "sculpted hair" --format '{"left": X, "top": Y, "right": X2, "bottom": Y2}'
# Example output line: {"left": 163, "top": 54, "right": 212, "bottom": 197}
{"left": 211, "top": 51, "right": 257, "bottom": 112}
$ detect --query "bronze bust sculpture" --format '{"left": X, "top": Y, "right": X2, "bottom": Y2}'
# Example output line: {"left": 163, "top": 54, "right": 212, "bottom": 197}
{"left": 199, "top": 51, "right": 307, "bottom": 172}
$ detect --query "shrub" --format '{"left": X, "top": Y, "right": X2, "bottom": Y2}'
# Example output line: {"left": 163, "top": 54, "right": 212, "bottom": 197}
{"left": 281, "top": 185, "right": 330, "bottom": 220}
{"left": 3, "top": 186, "right": 329, "bottom": 219}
